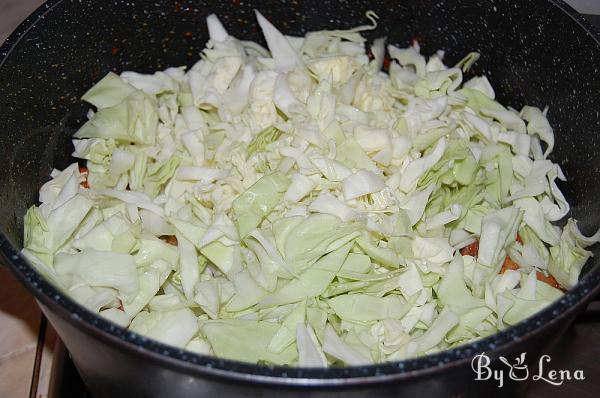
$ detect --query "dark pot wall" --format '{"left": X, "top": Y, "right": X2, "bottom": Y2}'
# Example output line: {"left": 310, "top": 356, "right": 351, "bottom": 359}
{"left": 39, "top": 299, "right": 582, "bottom": 398}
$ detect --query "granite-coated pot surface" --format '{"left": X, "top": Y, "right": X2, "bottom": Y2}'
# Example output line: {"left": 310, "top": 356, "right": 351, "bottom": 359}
{"left": 2, "top": 1, "right": 600, "bottom": 397}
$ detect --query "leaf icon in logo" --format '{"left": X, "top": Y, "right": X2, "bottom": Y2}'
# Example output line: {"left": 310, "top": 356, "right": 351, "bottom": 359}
{"left": 499, "top": 353, "right": 529, "bottom": 381}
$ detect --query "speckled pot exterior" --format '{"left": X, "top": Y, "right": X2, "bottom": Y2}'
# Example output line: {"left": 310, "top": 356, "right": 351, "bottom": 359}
{"left": 1, "top": 1, "right": 600, "bottom": 397}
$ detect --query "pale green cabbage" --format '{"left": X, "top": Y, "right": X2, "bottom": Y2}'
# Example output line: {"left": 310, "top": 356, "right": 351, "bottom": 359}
{"left": 22, "top": 11, "right": 599, "bottom": 365}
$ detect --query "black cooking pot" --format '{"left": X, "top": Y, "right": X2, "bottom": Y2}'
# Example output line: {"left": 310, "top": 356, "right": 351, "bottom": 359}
{"left": 2, "top": 0, "right": 600, "bottom": 397}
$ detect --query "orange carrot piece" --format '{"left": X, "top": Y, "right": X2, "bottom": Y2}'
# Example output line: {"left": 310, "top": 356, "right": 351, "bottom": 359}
{"left": 79, "top": 166, "right": 89, "bottom": 188}
{"left": 460, "top": 240, "right": 479, "bottom": 257}
{"left": 160, "top": 235, "right": 178, "bottom": 246}
{"left": 516, "top": 233, "right": 523, "bottom": 245}
{"left": 500, "top": 257, "right": 520, "bottom": 273}
{"left": 536, "top": 271, "right": 564, "bottom": 291}
{"left": 462, "top": 234, "right": 563, "bottom": 291}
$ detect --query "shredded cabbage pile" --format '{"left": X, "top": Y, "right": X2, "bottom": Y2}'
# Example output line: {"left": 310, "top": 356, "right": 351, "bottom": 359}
{"left": 22, "top": 11, "right": 600, "bottom": 366}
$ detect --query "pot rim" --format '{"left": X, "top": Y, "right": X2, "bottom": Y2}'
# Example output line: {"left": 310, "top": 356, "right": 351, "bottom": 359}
{"left": 2, "top": 0, "right": 600, "bottom": 386}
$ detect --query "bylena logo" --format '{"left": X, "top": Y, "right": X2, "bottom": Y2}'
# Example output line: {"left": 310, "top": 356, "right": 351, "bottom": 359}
{"left": 498, "top": 352, "right": 529, "bottom": 382}
{"left": 471, "top": 352, "right": 585, "bottom": 388}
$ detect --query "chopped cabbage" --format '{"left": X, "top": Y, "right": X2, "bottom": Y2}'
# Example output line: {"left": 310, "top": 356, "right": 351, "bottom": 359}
{"left": 22, "top": 11, "right": 598, "bottom": 367}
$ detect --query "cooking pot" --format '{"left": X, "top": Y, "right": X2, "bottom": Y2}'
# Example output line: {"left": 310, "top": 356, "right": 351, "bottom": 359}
{"left": 1, "top": 0, "right": 600, "bottom": 397}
